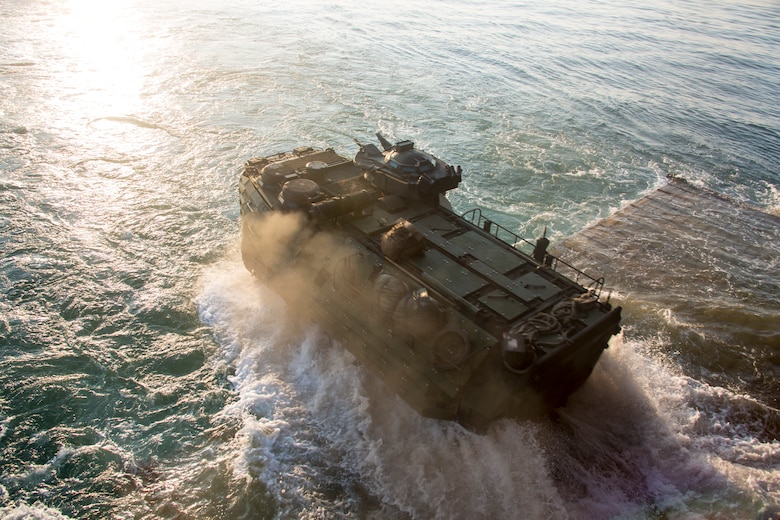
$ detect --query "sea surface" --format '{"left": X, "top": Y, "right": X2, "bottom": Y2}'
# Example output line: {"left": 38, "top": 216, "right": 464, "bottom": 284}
{"left": 1, "top": 0, "right": 779, "bottom": 518}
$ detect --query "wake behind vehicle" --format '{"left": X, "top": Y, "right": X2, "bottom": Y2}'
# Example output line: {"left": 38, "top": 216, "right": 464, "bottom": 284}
{"left": 239, "top": 133, "right": 622, "bottom": 431}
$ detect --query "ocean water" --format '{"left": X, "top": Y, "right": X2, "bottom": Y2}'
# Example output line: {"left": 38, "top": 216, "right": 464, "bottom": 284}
{"left": 1, "top": 0, "right": 778, "bottom": 518}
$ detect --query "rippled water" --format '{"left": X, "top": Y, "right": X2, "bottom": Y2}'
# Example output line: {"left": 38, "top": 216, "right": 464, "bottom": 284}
{"left": 1, "top": 0, "right": 779, "bottom": 518}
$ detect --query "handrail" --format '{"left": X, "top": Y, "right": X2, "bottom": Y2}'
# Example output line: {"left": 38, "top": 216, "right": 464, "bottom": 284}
{"left": 461, "top": 208, "right": 606, "bottom": 298}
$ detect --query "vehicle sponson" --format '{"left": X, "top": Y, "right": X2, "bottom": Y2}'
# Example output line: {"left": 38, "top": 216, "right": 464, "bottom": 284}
{"left": 238, "top": 135, "right": 622, "bottom": 431}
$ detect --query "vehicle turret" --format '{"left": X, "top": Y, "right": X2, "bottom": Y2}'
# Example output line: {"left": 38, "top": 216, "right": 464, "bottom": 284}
{"left": 356, "top": 133, "right": 462, "bottom": 205}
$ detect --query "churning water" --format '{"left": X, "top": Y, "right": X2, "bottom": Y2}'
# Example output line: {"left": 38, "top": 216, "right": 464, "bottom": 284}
{"left": 1, "top": 0, "right": 778, "bottom": 518}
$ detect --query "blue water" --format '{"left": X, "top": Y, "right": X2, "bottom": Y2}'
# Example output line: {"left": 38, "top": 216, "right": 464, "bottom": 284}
{"left": 1, "top": 0, "right": 778, "bottom": 518}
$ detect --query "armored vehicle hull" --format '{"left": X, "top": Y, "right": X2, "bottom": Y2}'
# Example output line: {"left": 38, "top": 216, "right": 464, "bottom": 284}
{"left": 239, "top": 135, "right": 621, "bottom": 431}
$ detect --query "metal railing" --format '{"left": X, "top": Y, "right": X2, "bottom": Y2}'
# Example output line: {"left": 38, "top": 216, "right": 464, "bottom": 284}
{"left": 461, "top": 208, "right": 606, "bottom": 298}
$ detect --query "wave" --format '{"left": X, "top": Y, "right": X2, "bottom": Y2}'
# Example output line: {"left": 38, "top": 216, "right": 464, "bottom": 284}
{"left": 87, "top": 117, "right": 179, "bottom": 138}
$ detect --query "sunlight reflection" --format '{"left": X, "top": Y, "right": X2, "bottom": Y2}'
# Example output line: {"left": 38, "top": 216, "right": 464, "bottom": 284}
{"left": 58, "top": 0, "right": 145, "bottom": 116}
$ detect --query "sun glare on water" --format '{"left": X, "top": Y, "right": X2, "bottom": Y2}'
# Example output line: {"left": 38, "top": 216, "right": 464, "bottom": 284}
{"left": 55, "top": 0, "right": 147, "bottom": 117}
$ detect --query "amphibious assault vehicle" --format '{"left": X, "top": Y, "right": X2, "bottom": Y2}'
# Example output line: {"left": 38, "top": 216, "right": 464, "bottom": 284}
{"left": 239, "top": 134, "right": 621, "bottom": 430}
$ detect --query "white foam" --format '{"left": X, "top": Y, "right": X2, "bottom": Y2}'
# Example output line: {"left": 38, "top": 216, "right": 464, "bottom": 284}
{"left": 552, "top": 333, "right": 780, "bottom": 518}
{"left": 0, "top": 502, "right": 74, "bottom": 520}
{"left": 760, "top": 180, "right": 780, "bottom": 217}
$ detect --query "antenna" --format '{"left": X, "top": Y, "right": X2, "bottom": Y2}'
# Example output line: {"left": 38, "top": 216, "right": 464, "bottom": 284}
{"left": 376, "top": 132, "right": 393, "bottom": 152}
